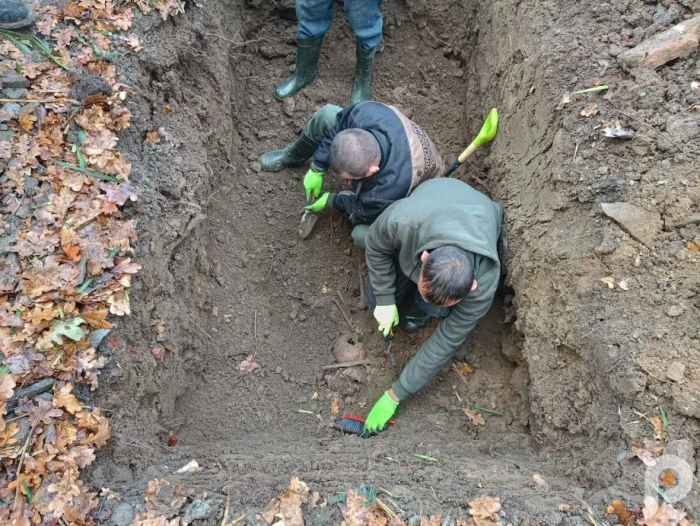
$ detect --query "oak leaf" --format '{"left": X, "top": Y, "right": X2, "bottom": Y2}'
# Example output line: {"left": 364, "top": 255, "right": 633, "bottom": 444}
{"left": 339, "top": 490, "right": 386, "bottom": 526}
{"left": 469, "top": 496, "right": 501, "bottom": 521}
{"left": 53, "top": 383, "right": 83, "bottom": 414}
{"left": 63, "top": 243, "right": 81, "bottom": 261}
{"left": 464, "top": 408, "right": 485, "bottom": 426}
{"left": 259, "top": 477, "right": 309, "bottom": 526}
{"left": 606, "top": 500, "right": 633, "bottom": 526}
{"left": 18, "top": 111, "right": 37, "bottom": 132}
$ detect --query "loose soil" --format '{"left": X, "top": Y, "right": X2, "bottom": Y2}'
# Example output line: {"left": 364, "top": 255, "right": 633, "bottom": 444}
{"left": 82, "top": 0, "right": 700, "bottom": 523}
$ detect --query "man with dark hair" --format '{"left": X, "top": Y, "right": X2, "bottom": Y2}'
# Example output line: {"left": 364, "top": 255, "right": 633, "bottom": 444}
{"left": 360, "top": 177, "right": 503, "bottom": 432}
{"left": 274, "top": 0, "right": 383, "bottom": 103}
{"left": 259, "top": 101, "right": 445, "bottom": 248}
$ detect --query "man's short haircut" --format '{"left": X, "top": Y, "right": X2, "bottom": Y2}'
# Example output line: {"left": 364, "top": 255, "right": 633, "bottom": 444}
{"left": 329, "top": 129, "right": 380, "bottom": 178}
{"left": 421, "top": 246, "right": 474, "bottom": 305}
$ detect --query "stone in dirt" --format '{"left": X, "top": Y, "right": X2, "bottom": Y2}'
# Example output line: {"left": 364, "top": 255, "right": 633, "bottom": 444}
{"left": 619, "top": 16, "right": 700, "bottom": 69}
{"left": 109, "top": 502, "right": 135, "bottom": 526}
{"left": 600, "top": 202, "right": 662, "bottom": 247}
{"left": 69, "top": 74, "right": 112, "bottom": 100}
{"left": 1, "top": 72, "right": 30, "bottom": 89}
{"left": 666, "top": 361, "right": 686, "bottom": 382}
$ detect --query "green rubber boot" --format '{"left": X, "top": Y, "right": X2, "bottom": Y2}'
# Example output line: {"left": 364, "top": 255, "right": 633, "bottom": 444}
{"left": 350, "top": 44, "right": 377, "bottom": 104}
{"left": 275, "top": 37, "right": 323, "bottom": 100}
{"left": 259, "top": 132, "right": 317, "bottom": 172}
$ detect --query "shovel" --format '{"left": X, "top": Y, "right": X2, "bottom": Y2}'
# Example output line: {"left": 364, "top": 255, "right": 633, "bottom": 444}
{"left": 444, "top": 108, "right": 499, "bottom": 178}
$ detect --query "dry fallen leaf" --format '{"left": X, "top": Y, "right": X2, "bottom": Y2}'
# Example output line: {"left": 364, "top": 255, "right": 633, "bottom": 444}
{"left": 580, "top": 103, "right": 599, "bottom": 117}
{"left": 339, "top": 490, "right": 386, "bottom": 526}
{"left": 687, "top": 241, "right": 700, "bottom": 252}
{"left": 53, "top": 383, "right": 83, "bottom": 414}
{"left": 18, "top": 110, "right": 37, "bottom": 132}
{"left": 533, "top": 473, "right": 549, "bottom": 489}
{"left": 463, "top": 408, "right": 485, "bottom": 426}
{"left": 420, "top": 517, "right": 441, "bottom": 526}
{"left": 174, "top": 460, "right": 201, "bottom": 474}
{"left": 259, "top": 477, "right": 309, "bottom": 526}
{"left": 557, "top": 93, "right": 572, "bottom": 110}
{"left": 330, "top": 399, "right": 340, "bottom": 415}
{"left": 640, "top": 496, "right": 685, "bottom": 526}
{"left": 606, "top": 500, "right": 633, "bottom": 526}
{"left": 468, "top": 496, "right": 501, "bottom": 521}
{"left": 601, "top": 276, "right": 615, "bottom": 289}
{"left": 457, "top": 362, "right": 473, "bottom": 374}
{"left": 237, "top": 355, "right": 261, "bottom": 374}
{"left": 143, "top": 129, "right": 161, "bottom": 145}
{"left": 632, "top": 439, "right": 665, "bottom": 466}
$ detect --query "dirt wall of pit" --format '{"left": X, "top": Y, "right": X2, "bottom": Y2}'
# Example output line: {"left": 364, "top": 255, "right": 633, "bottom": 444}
{"left": 87, "top": 0, "right": 700, "bottom": 516}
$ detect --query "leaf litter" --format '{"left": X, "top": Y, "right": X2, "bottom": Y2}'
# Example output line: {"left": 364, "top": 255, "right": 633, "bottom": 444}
{"left": 0, "top": 0, "right": 183, "bottom": 522}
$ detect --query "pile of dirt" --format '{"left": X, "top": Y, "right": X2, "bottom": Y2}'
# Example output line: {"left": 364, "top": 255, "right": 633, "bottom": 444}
{"left": 77, "top": 0, "right": 700, "bottom": 523}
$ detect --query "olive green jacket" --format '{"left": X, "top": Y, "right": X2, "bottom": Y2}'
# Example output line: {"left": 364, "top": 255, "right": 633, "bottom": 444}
{"left": 365, "top": 178, "right": 503, "bottom": 399}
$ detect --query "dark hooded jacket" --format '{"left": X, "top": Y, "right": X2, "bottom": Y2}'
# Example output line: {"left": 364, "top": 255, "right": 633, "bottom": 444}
{"left": 365, "top": 178, "right": 503, "bottom": 399}
{"left": 311, "top": 102, "right": 444, "bottom": 225}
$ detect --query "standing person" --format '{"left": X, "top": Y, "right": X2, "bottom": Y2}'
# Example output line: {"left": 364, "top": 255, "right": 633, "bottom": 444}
{"left": 0, "top": 0, "right": 36, "bottom": 28}
{"left": 360, "top": 177, "right": 503, "bottom": 432}
{"left": 259, "top": 101, "right": 445, "bottom": 248}
{"left": 275, "top": 0, "right": 383, "bottom": 103}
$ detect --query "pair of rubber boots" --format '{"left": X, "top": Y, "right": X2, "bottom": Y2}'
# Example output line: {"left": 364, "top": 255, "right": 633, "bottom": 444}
{"left": 276, "top": 37, "right": 376, "bottom": 103}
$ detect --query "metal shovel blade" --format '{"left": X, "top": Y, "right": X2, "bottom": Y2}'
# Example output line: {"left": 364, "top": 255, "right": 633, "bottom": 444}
{"left": 298, "top": 210, "right": 319, "bottom": 239}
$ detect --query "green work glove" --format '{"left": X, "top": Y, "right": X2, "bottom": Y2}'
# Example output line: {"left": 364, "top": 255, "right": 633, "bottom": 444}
{"left": 304, "top": 191, "right": 331, "bottom": 212}
{"left": 373, "top": 304, "right": 399, "bottom": 337}
{"left": 364, "top": 391, "right": 399, "bottom": 432}
{"left": 303, "top": 169, "right": 324, "bottom": 201}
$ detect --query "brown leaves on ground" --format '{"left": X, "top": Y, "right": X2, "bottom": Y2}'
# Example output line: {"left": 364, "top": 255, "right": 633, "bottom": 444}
{"left": 463, "top": 408, "right": 485, "bottom": 426}
{"left": 340, "top": 491, "right": 388, "bottom": 526}
{"left": 532, "top": 473, "right": 549, "bottom": 489}
{"left": 468, "top": 496, "right": 501, "bottom": 525}
{"left": 606, "top": 500, "right": 633, "bottom": 526}
{"left": 53, "top": 383, "right": 83, "bottom": 414}
{"left": 640, "top": 496, "right": 686, "bottom": 526}
{"left": 632, "top": 438, "right": 665, "bottom": 466}
{"left": 259, "top": 477, "right": 309, "bottom": 526}
{"left": 237, "top": 354, "right": 261, "bottom": 373}
{"left": 331, "top": 399, "right": 341, "bottom": 415}
{"left": 456, "top": 362, "right": 473, "bottom": 374}
{"left": 0, "top": 0, "right": 181, "bottom": 522}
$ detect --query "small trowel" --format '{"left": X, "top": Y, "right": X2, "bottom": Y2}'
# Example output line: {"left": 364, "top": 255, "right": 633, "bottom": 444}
{"left": 298, "top": 191, "right": 319, "bottom": 239}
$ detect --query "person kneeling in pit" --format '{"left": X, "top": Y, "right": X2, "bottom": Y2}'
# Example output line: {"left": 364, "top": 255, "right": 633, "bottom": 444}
{"left": 259, "top": 101, "right": 444, "bottom": 249}
{"left": 361, "top": 177, "right": 503, "bottom": 432}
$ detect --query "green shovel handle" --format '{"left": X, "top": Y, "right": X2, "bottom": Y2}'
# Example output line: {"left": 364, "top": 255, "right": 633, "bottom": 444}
{"left": 445, "top": 108, "right": 499, "bottom": 177}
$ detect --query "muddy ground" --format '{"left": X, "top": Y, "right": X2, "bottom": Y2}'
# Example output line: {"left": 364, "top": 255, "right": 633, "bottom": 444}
{"left": 80, "top": 0, "right": 700, "bottom": 523}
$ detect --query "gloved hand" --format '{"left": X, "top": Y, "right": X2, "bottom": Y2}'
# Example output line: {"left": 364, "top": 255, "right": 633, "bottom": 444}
{"left": 304, "top": 191, "right": 331, "bottom": 212}
{"left": 364, "top": 391, "right": 399, "bottom": 432}
{"left": 303, "top": 169, "right": 324, "bottom": 201}
{"left": 373, "top": 304, "right": 399, "bottom": 337}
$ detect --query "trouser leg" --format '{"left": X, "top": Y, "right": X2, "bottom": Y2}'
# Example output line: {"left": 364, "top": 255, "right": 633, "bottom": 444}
{"left": 351, "top": 224, "right": 369, "bottom": 250}
{"left": 296, "top": 0, "right": 334, "bottom": 39}
{"left": 344, "top": 0, "right": 383, "bottom": 49}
